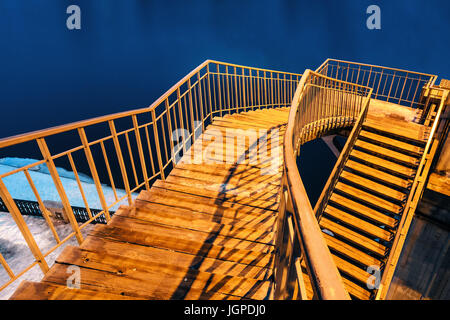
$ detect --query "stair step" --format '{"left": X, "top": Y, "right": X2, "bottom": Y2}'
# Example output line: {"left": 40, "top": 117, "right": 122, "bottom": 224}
{"left": 364, "top": 115, "right": 428, "bottom": 143}
{"left": 331, "top": 253, "right": 372, "bottom": 286}
{"left": 51, "top": 246, "right": 271, "bottom": 300}
{"left": 359, "top": 130, "right": 423, "bottom": 157}
{"left": 340, "top": 170, "right": 407, "bottom": 203}
{"left": 350, "top": 149, "right": 415, "bottom": 178}
{"left": 341, "top": 277, "right": 372, "bottom": 300}
{"left": 329, "top": 193, "right": 398, "bottom": 229}
{"left": 9, "top": 281, "right": 138, "bottom": 300}
{"left": 320, "top": 217, "right": 388, "bottom": 257}
{"left": 322, "top": 233, "right": 383, "bottom": 268}
{"left": 345, "top": 160, "right": 411, "bottom": 189}
{"left": 335, "top": 182, "right": 403, "bottom": 214}
{"left": 324, "top": 205, "right": 393, "bottom": 242}
{"left": 354, "top": 140, "right": 419, "bottom": 167}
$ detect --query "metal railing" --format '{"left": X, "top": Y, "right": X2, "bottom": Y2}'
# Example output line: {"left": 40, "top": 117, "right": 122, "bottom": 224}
{"left": 315, "top": 59, "right": 437, "bottom": 109}
{"left": 274, "top": 69, "right": 372, "bottom": 299}
{"left": 0, "top": 60, "right": 302, "bottom": 293}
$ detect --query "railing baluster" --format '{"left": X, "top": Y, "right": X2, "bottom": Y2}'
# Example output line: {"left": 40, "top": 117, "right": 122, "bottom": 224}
{"left": 132, "top": 115, "right": 150, "bottom": 190}
{"left": 0, "top": 252, "right": 14, "bottom": 279}
{"left": 206, "top": 64, "right": 213, "bottom": 120}
{"left": 78, "top": 128, "right": 111, "bottom": 222}
{"left": 36, "top": 138, "right": 84, "bottom": 243}
{"left": 24, "top": 169, "right": 61, "bottom": 242}
{"left": 0, "top": 178, "right": 50, "bottom": 273}
{"left": 150, "top": 110, "right": 165, "bottom": 180}
{"left": 176, "top": 88, "right": 187, "bottom": 154}
{"left": 109, "top": 120, "right": 133, "bottom": 204}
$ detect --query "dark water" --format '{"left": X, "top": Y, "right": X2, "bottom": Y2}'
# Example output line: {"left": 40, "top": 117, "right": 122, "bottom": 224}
{"left": 0, "top": 0, "right": 449, "bottom": 200}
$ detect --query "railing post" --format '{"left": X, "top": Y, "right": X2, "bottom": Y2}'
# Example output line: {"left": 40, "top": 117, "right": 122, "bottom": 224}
{"left": 197, "top": 72, "right": 205, "bottom": 130}
{"left": 0, "top": 178, "right": 50, "bottom": 274}
{"left": 108, "top": 120, "right": 133, "bottom": 204}
{"left": 132, "top": 115, "right": 150, "bottom": 190}
{"left": 77, "top": 127, "right": 111, "bottom": 222}
{"left": 151, "top": 109, "right": 166, "bottom": 180}
{"left": 206, "top": 64, "right": 213, "bottom": 121}
{"left": 36, "top": 138, "right": 84, "bottom": 244}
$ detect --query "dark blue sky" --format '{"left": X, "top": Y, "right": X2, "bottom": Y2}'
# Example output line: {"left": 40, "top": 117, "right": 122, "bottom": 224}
{"left": 0, "top": 0, "right": 449, "bottom": 138}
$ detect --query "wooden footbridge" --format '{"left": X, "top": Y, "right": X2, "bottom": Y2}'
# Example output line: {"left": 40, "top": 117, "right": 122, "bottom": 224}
{"left": 1, "top": 59, "right": 448, "bottom": 300}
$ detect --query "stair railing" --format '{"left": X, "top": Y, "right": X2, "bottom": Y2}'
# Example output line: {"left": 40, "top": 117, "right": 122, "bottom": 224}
{"left": 375, "top": 88, "right": 449, "bottom": 299}
{"left": 315, "top": 59, "right": 437, "bottom": 109}
{"left": 0, "top": 60, "right": 302, "bottom": 293}
{"left": 274, "top": 69, "right": 372, "bottom": 299}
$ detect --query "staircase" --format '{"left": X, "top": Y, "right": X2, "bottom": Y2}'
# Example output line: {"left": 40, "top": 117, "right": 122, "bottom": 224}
{"left": 318, "top": 113, "right": 429, "bottom": 299}
{"left": 10, "top": 108, "right": 289, "bottom": 300}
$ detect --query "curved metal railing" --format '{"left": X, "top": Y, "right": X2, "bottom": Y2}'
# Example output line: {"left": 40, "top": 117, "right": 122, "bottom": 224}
{"left": 274, "top": 69, "right": 372, "bottom": 300}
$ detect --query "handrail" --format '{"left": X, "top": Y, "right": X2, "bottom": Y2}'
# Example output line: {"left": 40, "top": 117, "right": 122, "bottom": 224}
{"left": 274, "top": 69, "right": 372, "bottom": 299}
{"left": 0, "top": 60, "right": 303, "bottom": 294}
{"left": 315, "top": 59, "right": 437, "bottom": 109}
{"left": 375, "top": 88, "right": 449, "bottom": 299}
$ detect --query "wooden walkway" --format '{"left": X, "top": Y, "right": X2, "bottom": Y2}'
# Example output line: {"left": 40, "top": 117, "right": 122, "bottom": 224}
{"left": 10, "top": 107, "right": 290, "bottom": 300}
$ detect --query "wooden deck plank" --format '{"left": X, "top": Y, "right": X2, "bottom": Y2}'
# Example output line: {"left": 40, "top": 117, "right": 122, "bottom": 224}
{"left": 103, "top": 213, "right": 274, "bottom": 253}
{"left": 132, "top": 198, "right": 276, "bottom": 231}
{"left": 119, "top": 203, "right": 275, "bottom": 244}
{"left": 53, "top": 246, "right": 271, "bottom": 299}
{"left": 10, "top": 280, "right": 140, "bottom": 300}
{"left": 81, "top": 236, "right": 272, "bottom": 280}
{"left": 137, "top": 188, "right": 277, "bottom": 219}
{"left": 42, "top": 263, "right": 242, "bottom": 300}
{"left": 161, "top": 177, "right": 280, "bottom": 210}
{"left": 89, "top": 223, "right": 274, "bottom": 268}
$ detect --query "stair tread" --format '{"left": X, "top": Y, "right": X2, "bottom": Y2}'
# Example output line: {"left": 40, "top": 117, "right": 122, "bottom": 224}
{"left": 340, "top": 170, "right": 406, "bottom": 202}
{"left": 41, "top": 262, "right": 254, "bottom": 300}
{"left": 159, "top": 177, "right": 280, "bottom": 211}
{"left": 345, "top": 160, "right": 411, "bottom": 189}
{"left": 322, "top": 233, "right": 383, "bottom": 268}
{"left": 324, "top": 205, "right": 393, "bottom": 241}
{"left": 103, "top": 212, "right": 274, "bottom": 253}
{"left": 331, "top": 253, "right": 372, "bottom": 285}
{"left": 89, "top": 220, "right": 274, "bottom": 268}
{"left": 137, "top": 188, "right": 276, "bottom": 221}
{"left": 359, "top": 130, "right": 423, "bottom": 156}
{"left": 9, "top": 280, "right": 139, "bottom": 300}
{"left": 49, "top": 246, "right": 271, "bottom": 299}
{"left": 320, "top": 217, "right": 387, "bottom": 256}
{"left": 350, "top": 149, "right": 415, "bottom": 177}
{"left": 354, "top": 140, "right": 419, "bottom": 166}
{"left": 335, "top": 182, "right": 403, "bottom": 214}
{"left": 81, "top": 236, "right": 272, "bottom": 280}
{"left": 341, "top": 277, "right": 372, "bottom": 300}
{"left": 127, "top": 201, "right": 275, "bottom": 244}
{"left": 329, "top": 193, "right": 398, "bottom": 228}
{"left": 364, "top": 115, "right": 428, "bottom": 143}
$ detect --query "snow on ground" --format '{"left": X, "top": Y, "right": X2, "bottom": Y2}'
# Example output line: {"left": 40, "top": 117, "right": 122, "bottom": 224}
{"left": 0, "top": 157, "right": 138, "bottom": 299}
{"left": 0, "top": 157, "right": 133, "bottom": 211}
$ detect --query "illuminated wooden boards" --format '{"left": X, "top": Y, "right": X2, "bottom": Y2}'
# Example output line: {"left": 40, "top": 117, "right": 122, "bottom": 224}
{"left": 10, "top": 107, "right": 289, "bottom": 300}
